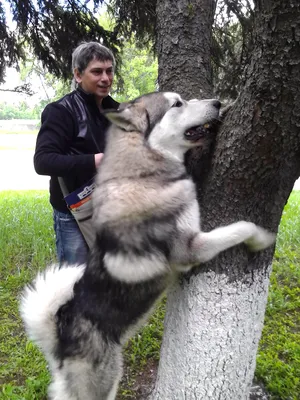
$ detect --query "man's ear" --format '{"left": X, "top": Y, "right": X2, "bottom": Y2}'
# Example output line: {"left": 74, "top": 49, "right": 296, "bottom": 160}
{"left": 73, "top": 68, "right": 82, "bottom": 84}
{"left": 104, "top": 103, "right": 148, "bottom": 132}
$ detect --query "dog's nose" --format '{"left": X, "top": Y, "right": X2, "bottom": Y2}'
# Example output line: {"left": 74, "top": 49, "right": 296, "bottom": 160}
{"left": 212, "top": 100, "right": 221, "bottom": 109}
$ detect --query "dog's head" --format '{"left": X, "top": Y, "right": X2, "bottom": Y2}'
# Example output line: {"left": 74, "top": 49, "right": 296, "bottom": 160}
{"left": 105, "top": 92, "right": 221, "bottom": 160}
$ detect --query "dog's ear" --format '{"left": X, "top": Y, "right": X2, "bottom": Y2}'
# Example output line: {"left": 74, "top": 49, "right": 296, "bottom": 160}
{"left": 104, "top": 108, "right": 136, "bottom": 131}
{"left": 104, "top": 103, "right": 148, "bottom": 133}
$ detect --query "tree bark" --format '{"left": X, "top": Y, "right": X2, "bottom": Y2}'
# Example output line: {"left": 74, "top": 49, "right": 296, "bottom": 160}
{"left": 152, "top": 0, "right": 300, "bottom": 398}
{"left": 156, "top": 0, "right": 216, "bottom": 98}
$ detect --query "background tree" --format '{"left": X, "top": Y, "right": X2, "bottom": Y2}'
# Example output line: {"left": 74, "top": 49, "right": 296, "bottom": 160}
{"left": 0, "top": 0, "right": 121, "bottom": 87}
{"left": 0, "top": 100, "right": 39, "bottom": 119}
{"left": 211, "top": 0, "right": 254, "bottom": 100}
{"left": 0, "top": 5, "right": 157, "bottom": 111}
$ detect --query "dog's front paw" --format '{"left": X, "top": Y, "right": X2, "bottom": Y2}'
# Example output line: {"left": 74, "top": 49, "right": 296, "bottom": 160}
{"left": 245, "top": 226, "right": 276, "bottom": 252}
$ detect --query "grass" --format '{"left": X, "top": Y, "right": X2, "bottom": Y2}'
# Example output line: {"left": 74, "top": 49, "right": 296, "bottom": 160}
{"left": 0, "top": 190, "right": 299, "bottom": 399}
{"left": 0, "top": 130, "right": 38, "bottom": 135}
{"left": 0, "top": 146, "right": 35, "bottom": 151}
{"left": 0, "top": 132, "right": 37, "bottom": 151}
{"left": 255, "top": 192, "right": 300, "bottom": 399}
{"left": 0, "top": 191, "right": 55, "bottom": 400}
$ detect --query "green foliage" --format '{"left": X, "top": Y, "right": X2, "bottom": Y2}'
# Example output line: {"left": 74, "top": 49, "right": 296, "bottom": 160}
{"left": 113, "top": 42, "right": 157, "bottom": 102}
{"left": 212, "top": 1, "right": 254, "bottom": 100}
{"left": 0, "top": 190, "right": 299, "bottom": 399}
{"left": 99, "top": 9, "right": 158, "bottom": 102}
{"left": 0, "top": 102, "right": 40, "bottom": 120}
{"left": 125, "top": 300, "right": 165, "bottom": 367}
{"left": 108, "top": 0, "right": 156, "bottom": 48}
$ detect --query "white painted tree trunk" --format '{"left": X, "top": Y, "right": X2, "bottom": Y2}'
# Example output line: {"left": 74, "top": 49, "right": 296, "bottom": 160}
{"left": 151, "top": 266, "right": 271, "bottom": 399}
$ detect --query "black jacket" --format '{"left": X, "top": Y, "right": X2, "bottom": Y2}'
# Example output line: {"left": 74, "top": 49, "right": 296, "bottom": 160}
{"left": 34, "top": 87, "right": 119, "bottom": 213}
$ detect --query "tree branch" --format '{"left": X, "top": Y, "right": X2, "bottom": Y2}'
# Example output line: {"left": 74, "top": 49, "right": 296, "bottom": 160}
{"left": 0, "top": 84, "right": 34, "bottom": 95}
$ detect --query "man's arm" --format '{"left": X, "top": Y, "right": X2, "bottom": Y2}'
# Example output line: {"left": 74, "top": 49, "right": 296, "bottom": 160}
{"left": 34, "top": 103, "right": 97, "bottom": 178}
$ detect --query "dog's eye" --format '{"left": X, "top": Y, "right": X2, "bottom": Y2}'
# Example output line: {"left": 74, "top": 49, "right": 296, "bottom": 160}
{"left": 172, "top": 100, "right": 183, "bottom": 108}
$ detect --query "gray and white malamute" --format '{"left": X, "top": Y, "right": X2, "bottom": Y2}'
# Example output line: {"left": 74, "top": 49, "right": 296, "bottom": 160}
{"left": 20, "top": 92, "right": 275, "bottom": 400}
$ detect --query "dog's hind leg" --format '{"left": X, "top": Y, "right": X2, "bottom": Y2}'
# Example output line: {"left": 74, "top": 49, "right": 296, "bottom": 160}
{"left": 48, "top": 370, "right": 77, "bottom": 400}
{"left": 187, "top": 221, "right": 275, "bottom": 265}
{"left": 52, "top": 345, "right": 123, "bottom": 400}
{"left": 107, "top": 378, "right": 121, "bottom": 400}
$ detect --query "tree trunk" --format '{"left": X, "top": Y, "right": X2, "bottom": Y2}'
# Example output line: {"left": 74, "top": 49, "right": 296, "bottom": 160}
{"left": 156, "top": 0, "right": 216, "bottom": 98}
{"left": 152, "top": 0, "right": 300, "bottom": 398}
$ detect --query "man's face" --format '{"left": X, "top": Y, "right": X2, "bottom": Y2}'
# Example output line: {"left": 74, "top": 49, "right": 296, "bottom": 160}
{"left": 74, "top": 58, "right": 114, "bottom": 101}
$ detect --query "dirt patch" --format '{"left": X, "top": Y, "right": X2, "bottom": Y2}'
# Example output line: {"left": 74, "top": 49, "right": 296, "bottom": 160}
{"left": 117, "top": 359, "right": 158, "bottom": 399}
{"left": 118, "top": 359, "right": 269, "bottom": 399}
{"left": 133, "top": 359, "right": 158, "bottom": 400}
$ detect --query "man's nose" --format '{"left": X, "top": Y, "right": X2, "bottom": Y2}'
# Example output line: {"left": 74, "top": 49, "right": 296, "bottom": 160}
{"left": 101, "top": 72, "right": 109, "bottom": 81}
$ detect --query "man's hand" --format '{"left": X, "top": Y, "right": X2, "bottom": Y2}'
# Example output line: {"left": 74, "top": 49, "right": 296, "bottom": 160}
{"left": 95, "top": 153, "right": 104, "bottom": 168}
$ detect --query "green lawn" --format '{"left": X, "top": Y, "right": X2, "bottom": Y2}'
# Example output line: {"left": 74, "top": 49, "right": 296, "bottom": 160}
{"left": 0, "top": 191, "right": 54, "bottom": 400}
{"left": 255, "top": 192, "right": 300, "bottom": 399}
{"left": 0, "top": 190, "right": 299, "bottom": 399}
{"left": 0, "top": 130, "right": 38, "bottom": 135}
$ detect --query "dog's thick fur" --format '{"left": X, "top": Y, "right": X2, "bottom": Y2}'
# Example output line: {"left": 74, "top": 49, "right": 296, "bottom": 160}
{"left": 20, "top": 92, "right": 275, "bottom": 400}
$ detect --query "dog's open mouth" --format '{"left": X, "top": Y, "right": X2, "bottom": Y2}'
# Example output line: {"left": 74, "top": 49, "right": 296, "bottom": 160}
{"left": 184, "top": 123, "right": 212, "bottom": 141}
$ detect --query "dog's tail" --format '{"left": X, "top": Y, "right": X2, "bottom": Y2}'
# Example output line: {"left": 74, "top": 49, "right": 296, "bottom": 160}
{"left": 20, "top": 264, "right": 85, "bottom": 353}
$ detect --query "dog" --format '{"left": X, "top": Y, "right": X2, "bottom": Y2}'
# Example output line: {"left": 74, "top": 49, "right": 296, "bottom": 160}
{"left": 20, "top": 92, "right": 275, "bottom": 400}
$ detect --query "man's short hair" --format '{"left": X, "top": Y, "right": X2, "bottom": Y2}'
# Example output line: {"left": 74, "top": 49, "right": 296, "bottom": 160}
{"left": 72, "top": 42, "right": 115, "bottom": 73}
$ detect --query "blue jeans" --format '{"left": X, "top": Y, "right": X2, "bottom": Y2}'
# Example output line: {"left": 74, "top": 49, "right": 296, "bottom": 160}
{"left": 53, "top": 209, "right": 89, "bottom": 265}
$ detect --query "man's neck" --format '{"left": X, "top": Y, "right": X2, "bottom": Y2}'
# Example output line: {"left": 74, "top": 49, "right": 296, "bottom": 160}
{"left": 96, "top": 96, "right": 104, "bottom": 109}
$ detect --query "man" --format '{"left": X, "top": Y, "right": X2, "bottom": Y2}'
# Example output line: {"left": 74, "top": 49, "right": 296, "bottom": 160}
{"left": 34, "top": 42, "right": 119, "bottom": 264}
